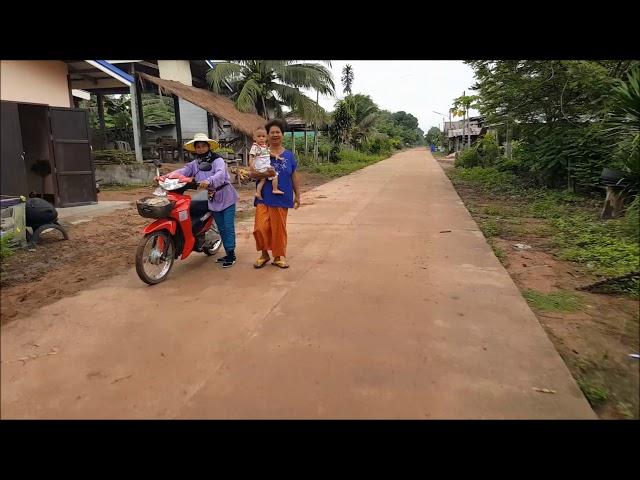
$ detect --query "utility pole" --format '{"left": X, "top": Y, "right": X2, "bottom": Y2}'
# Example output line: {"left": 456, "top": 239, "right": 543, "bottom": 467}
{"left": 433, "top": 110, "right": 449, "bottom": 152}
{"left": 464, "top": 90, "right": 471, "bottom": 149}
{"left": 448, "top": 109, "right": 452, "bottom": 152}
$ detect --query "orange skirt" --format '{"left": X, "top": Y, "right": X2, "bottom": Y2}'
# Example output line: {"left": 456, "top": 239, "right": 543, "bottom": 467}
{"left": 253, "top": 204, "right": 289, "bottom": 257}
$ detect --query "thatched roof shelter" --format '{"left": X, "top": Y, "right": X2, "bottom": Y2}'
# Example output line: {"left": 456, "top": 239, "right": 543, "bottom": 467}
{"left": 139, "top": 72, "right": 266, "bottom": 136}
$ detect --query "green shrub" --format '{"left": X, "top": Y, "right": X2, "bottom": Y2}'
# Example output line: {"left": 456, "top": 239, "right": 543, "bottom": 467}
{"left": 294, "top": 153, "right": 318, "bottom": 168}
{"left": 577, "top": 378, "right": 610, "bottom": 407}
{"left": 362, "top": 133, "right": 394, "bottom": 155}
{"left": 454, "top": 134, "right": 500, "bottom": 169}
{"left": 621, "top": 195, "right": 640, "bottom": 242}
{"left": 476, "top": 133, "right": 500, "bottom": 166}
{"left": 552, "top": 213, "right": 640, "bottom": 279}
{"left": 494, "top": 156, "right": 521, "bottom": 173}
{"left": 520, "top": 123, "right": 613, "bottom": 191}
{"left": 449, "top": 161, "right": 640, "bottom": 299}
{"left": 489, "top": 240, "right": 507, "bottom": 264}
{"left": 337, "top": 149, "right": 383, "bottom": 164}
{"left": 480, "top": 218, "right": 501, "bottom": 237}
{"left": 451, "top": 167, "right": 517, "bottom": 192}
{"left": 1, "top": 233, "right": 15, "bottom": 260}
{"left": 523, "top": 289, "right": 583, "bottom": 312}
{"left": 328, "top": 144, "right": 341, "bottom": 162}
{"left": 300, "top": 148, "right": 387, "bottom": 177}
{"left": 455, "top": 147, "right": 480, "bottom": 168}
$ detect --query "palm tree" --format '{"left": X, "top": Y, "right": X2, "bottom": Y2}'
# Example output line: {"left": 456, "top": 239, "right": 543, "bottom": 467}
{"left": 344, "top": 94, "right": 378, "bottom": 147}
{"left": 328, "top": 94, "right": 379, "bottom": 148}
{"left": 342, "top": 64, "right": 354, "bottom": 95}
{"left": 453, "top": 93, "right": 479, "bottom": 148}
{"left": 206, "top": 61, "right": 335, "bottom": 122}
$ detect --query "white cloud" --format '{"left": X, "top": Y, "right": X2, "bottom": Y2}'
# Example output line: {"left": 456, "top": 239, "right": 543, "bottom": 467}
{"left": 303, "top": 60, "right": 480, "bottom": 132}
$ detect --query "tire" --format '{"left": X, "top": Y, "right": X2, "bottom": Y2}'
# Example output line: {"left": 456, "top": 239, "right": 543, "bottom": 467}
{"left": 31, "top": 223, "right": 69, "bottom": 245}
{"left": 203, "top": 225, "right": 222, "bottom": 256}
{"left": 135, "top": 231, "right": 175, "bottom": 285}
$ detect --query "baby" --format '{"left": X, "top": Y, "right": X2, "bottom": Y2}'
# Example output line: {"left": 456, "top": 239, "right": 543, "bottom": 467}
{"left": 249, "top": 127, "right": 284, "bottom": 199}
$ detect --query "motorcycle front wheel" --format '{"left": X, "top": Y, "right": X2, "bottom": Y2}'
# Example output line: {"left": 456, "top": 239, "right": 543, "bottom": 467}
{"left": 135, "top": 231, "right": 175, "bottom": 285}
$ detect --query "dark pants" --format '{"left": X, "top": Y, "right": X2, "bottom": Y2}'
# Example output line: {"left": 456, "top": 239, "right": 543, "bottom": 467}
{"left": 213, "top": 203, "right": 236, "bottom": 253}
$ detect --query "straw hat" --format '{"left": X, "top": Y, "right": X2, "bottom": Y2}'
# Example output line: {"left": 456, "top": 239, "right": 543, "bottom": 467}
{"left": 183, "top": 133, "right": 220, "bottom": 152}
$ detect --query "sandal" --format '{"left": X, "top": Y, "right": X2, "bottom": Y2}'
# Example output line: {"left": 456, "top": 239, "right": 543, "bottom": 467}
{"left": 272, "top": 258, "right": 290, "bottom": 269}
{"left": 254, "top": 256, "right": 271, "bottom": 269}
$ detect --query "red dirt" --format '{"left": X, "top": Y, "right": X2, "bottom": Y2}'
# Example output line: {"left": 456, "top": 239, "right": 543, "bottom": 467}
{"left": 0, "top": 170, "right": 329, "bottom": 326}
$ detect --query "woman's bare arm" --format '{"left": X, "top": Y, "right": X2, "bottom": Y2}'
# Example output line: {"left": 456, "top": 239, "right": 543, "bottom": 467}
{"left": 292, "top": 170, "right": 301, "bottom": 209}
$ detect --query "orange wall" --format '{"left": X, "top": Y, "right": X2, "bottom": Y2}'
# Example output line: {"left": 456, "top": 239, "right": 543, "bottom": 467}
{"left": 1, "top": 60, "right": 71, "bottom": 107}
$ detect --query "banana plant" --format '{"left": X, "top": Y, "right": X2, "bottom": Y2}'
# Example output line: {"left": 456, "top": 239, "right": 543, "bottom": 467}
{"left": 608, "top": 67, "right": 640, "bottom": 182}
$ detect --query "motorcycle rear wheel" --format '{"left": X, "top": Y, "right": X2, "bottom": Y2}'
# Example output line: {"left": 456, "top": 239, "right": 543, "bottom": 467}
{"left": 202, "top": 225, "right": 222, "bottom": 256}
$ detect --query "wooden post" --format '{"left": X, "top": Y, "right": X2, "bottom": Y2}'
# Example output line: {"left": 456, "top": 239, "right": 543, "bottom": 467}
{"left": 304, "top": 129, "right": 308, "bottom": 154}
{"left": 567, "top": 157, "right": 573, "bottom": 192}
{"left": 207, "top": 113, "right": 214, "bottom": 139}
{"left": 97, "top": 93, "right": 106, "bottom": 132}
{"left": 292, "top": 131, "right": 296, "bottom": 155}
{"left": 463, "top": 90, "right": 471, "bottom": 149}
{"left": 448, "top": 110, "right": 452, "bottom": 153}
{"left": 601, "top": 187, "right": 625, "bottom": 220}
{"left": 134, "top": 70, "right": 146, "bottom": 147}
{"left": 314, "top": 130, "right": 319, "bottom": 160}
{"left": 67, "top": 72, "right": 74, "bottom": 108}
{"left": 129, "top": 71, "right": 143, "bottom": 162}
{"left": 314, "top": 90, "right": 319, "bottom": 160}
{"left": 211, "top": 115, "right": 222, "bottom": 140}
{"left": 173, "top": 95, "right": 183, "bottom": 162}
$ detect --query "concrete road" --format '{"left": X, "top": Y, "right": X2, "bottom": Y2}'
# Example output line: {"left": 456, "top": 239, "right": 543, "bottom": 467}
{"left": 0, "top": 149, "right": 596, "bottom": 419}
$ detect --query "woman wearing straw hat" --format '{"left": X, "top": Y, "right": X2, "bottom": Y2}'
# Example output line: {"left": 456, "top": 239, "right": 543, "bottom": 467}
{"left": 154, "top": 133, "right": 239, "bottom": 267}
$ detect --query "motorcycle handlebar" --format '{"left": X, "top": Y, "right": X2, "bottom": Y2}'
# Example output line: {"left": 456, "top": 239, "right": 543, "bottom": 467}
{"left": 167, "top": 180, "right": 199, "bottom": 194}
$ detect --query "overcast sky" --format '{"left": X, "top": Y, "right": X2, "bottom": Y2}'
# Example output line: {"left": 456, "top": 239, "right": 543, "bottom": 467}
{"left": 303, "top": 61, "right": 479, "bottom": 133}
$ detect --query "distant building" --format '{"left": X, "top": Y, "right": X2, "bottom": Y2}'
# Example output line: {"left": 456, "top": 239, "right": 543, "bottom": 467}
{"left": 444, "top": 116, "right": 485, "bottom": 152}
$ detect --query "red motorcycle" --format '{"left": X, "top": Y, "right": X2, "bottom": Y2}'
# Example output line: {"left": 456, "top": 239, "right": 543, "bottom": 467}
{"left": 135, "top": 176, "right": 222, "bottom": 285}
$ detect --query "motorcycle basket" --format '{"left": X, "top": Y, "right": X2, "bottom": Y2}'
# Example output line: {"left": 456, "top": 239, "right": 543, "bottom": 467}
{"left": 136, "top": 196, "right": 174, "bottom": 219}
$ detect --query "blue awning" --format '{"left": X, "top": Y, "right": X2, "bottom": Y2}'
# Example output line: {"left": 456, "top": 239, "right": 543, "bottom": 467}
{"left": 85, "top": 60, "right": 134, "bottom": 86}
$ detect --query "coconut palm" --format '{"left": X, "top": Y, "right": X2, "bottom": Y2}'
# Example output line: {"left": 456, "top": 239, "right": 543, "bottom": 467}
{"left": 328, "top": 94, "right": 380, "bottom": 148}
{"left": 453, "top": 94, "right": 479, "bottom": 148}
{"left": 206, "top": 61, "right": 335, "bottom": 122}
{"left": 344, "top": 94, "right": 378, "bottom": 147}
{"left": 342, "top": 64, "right": 354, "bottom": 95}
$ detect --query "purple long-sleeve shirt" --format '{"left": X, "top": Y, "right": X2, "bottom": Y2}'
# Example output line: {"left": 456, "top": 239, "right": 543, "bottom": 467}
{"left": 174, "top": 158, "right": 238, "bottom": 212}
